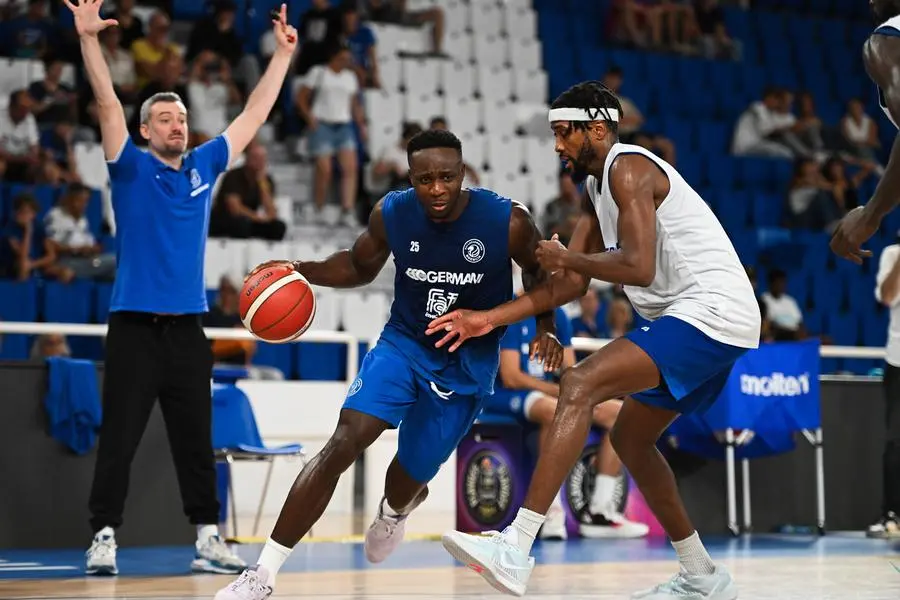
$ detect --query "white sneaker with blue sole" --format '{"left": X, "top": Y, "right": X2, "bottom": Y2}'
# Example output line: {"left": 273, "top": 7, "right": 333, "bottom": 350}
{"left": 632, "top": 565, "right": 738, "bottom": 600}
{"left": 442, "top": 528, "right": 535, "bottom": 597}
{"left": 191, "top": 535, "right": 247, "bottom": 574}
{"left": 85, "top": 532, "right": 118, "bottom": 576}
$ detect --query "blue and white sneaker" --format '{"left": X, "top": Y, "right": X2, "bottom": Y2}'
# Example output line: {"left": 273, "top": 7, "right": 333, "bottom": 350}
{"left": 191, "top": 535, "right": 247, "bottom": 574}
{"left": 631, "top": 565, "right": 738, "bottom": 600}
{"left": 85, "top": 531, "right": 118, "bottom": 576}
{"left": 442, "top": 527, "right": 535, "bottom": 597}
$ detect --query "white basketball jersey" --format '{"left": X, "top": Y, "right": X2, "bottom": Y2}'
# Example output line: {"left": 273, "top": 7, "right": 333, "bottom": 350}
{"left": 874, "top": 16, "right": 900, "bottom": 129}
{"left": 586, "top": 143, "right": 760, "bottom": 349}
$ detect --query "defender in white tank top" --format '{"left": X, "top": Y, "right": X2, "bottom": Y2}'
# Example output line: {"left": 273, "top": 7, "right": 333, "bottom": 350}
{"left": 587, "top": 143, "right": 760, "bottom": 349}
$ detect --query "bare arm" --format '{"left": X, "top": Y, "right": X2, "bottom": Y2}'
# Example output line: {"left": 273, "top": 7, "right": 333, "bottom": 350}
{"left": 498, "top": 349, "right": 559, "bottom": 397}
{"left": 289, "top": 199, "right": 391, "bottom": 288}
{"left": 508, "top": 202, "right": 555, "bottom": 334}
{"left": 860, "top": 35, "right": 900, "bottom": 221}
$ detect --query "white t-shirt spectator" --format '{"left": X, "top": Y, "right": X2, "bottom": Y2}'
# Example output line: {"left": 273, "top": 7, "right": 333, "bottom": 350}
{"left": 188, "top": 80, "right": 229, "bottom": 137}
{"left": 303, "top": 65, "right": 358, "bottom": 124}
{"left": 761, "top": 291, "right": 803, "bottom": 331}
{"left": 102, "top": 45, "right": 137, "bottom": 90}
{"left": 44, "top": 206, "right": 96, "bottom": 249}
{"left": 732, "top": 102, "right": 793, "bottom": 154}
{"left": 0, "top": 109, "right": 38, "bottom": 156}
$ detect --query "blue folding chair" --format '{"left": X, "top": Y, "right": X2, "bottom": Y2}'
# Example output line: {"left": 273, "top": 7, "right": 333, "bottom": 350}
{"left": 211, "top": 383, "right": 307, "bottom": 538}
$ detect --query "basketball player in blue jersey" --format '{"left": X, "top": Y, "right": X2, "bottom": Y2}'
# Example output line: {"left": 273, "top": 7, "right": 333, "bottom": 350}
{"left": 428, "top": 81, "right": 760, "bottom": 600}
{"left": 214, "top": 129, "right": 563, "bottom": 600}
{"left": 831, "top": 0, "right": 900, "bottom": 263}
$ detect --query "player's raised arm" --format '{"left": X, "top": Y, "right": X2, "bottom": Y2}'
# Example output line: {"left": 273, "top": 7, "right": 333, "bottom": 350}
{"left": 831, "top": 34, "right": 900, "bottom": 264}
{"left": 64, "top": 0, "right": 126, "bottom": 160}
{"left": 224, "top": 4, "right": 298, "bottom": 162}
{"left": 247, "top": 199, "right": 391, "bottom": 288}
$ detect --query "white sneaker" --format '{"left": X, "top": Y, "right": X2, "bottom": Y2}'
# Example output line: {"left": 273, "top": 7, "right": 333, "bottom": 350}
{"left": 632, "top": 565, "right": 737, "bottom": 600}
{"left": 192, "top": 535, "right": 247, "bottom": 574}
{"left": 442, "top": 528, "right": 535, "bottom": 597}
{"left": 364, "top": 502, "right": 408, "bottom": 563}
{"left": 214, "top": 565, "right": 273, "bottom": 600}
{"left": 579, "top": 510, "right": 650, "bottom": 539}
{"left": 85, "top": 532, "right": 118, "bottom": 576}
{"left": 539, "top": 504, "right": 567, "bottom": 540}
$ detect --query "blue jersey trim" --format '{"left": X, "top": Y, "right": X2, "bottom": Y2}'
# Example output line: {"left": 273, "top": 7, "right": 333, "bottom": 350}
{"left": 873, "top": 26, "right": 900, "bottom": 38}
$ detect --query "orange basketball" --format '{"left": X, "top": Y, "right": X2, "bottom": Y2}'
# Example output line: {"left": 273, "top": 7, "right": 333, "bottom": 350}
{"left": 240, "top": 264, "right": 316, "bottom": 343}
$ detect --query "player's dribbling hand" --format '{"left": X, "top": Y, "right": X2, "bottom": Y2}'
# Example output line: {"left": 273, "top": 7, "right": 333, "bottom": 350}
{"left": 426, "top": 309, "right": 494, "bottom": 353}
{"left": 829, "top": 206, "right": 877, "bottom": 265}
{"left": 63, "top": 0, "right": 119, "bottom": 38}
{"left": 271, "top": 3, "right": 298, "bottom": 54}
{"left": 536, "top": 234, "right": 569, "bottom": 273}
{"left": 244, "top": 260, "right": 294, "bottom": 283}
{"left": 529, "top": 332, "right": 563, "bottom": 372}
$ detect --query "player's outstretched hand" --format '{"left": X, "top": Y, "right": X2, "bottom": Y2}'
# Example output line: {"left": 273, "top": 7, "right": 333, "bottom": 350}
{"left": 530, "top": 332, "right": 563, "bottom": 372}
{"left": 426, "top": 309, "right": 494, "bottom": 352}
{"left": 271, "top": 3, "right": 298, "bottom": 54}
{"left": 830, "top": 206, "right": 877, "bottom": 265}
{"left": 536, "top": 233, "right": 569, "bottom": 273}
{"left": 63, "top": 0, "right": 119, "bottom": 38}
{"left": 244, "top": 260, "right": 295, "bottom": 283}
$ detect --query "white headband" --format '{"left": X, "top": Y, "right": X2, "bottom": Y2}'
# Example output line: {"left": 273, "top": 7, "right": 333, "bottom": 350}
{"left": 548, "top": 107, "right": 620, "bottom": 123}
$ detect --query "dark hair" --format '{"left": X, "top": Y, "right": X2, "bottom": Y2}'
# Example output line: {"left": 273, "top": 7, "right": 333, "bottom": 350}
{"left": 551, "top": 80, "right": 623, "bottom": 136}
{"left": 13, "top": 192, "right": 38, "bottom": 213}
{"left": 768, "top": 269, "right": 787, "bottom": 284}
{"left": 406, "top": 129, "right": 462, "bottom": 160}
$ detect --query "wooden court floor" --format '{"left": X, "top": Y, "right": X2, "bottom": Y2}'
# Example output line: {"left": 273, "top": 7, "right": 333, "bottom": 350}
{"left": 1, "top": 535, "right": 898, "bottom": 599}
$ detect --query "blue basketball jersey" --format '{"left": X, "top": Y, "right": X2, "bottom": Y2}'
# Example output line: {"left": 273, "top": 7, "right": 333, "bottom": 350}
{"left": 379, "top": 187, "right": 514, "bottom": 396}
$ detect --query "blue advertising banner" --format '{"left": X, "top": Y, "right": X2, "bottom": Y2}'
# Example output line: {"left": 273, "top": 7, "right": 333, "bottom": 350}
{"left": 667, "top": 339, "right": 821, "bottom": 460}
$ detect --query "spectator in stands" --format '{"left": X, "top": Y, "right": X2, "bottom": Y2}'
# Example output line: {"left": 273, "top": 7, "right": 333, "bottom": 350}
{"left": 204, "top": 276, "right": 285, "bottom": 380}
{"left": 785, "top": 158, "right": 844, "bottom": 230}
{"left": 44, "top": 183, "right": 116, "bottom": 281}
{"left": 1, "top": 192, "right": 73, "bottom": 282}
{"left": 841, "top": 98, "right": 882, "bottom": 165}
{"left": 28, "top": 59, "right": 78, "bottom": 126}
{"left": 732, "top": 87, "right": 807, "bottom": 159}
{"left": 607, "top": 0, "right": 664, "bottom": 49}
{"left": 821, "top": 156, "right": 875, "bottom": 214}
{"left": 760, "top": 269, "right": 806, "bottom": 341}
{"left": 186, "top": 0, "right": 260, "bottom": 92}
{"left": 104, "top": 0, "right": 144, "bottom": 51}
{"left": 692, "top": 0, "right": 740, "bottom": 60}
{"left": 542, "top": 168, "right": 581, "bottom": 246}
{"left": 210, "top": 141, "right": 287, "bottom": 240}
{"left": 187, "top": 51, "right": 242, "bottom": 145}
{"left": 99, "top": 26, "right": 138, "bottom": 103}
{"left": 296, "top": 44, "right": 366, "bottom": 227}
{"left": 30, "top": 333, "right": 71, "bottom": 359}
{"left": 128, "top": 53, "right": 189, "bottom": 145}
{"left": 791, "top": 91, "right": 827, "bottom": 157}
{"left": 491, "top": 301, "right": 649, "bottom": 539}
{"left": 745, "top": 266, "right": 772, "bottom": 343}
{"left": 0, "top": 90, "right": 40, "bottom": 182}
{"left": 659, "top": 0, "right": 697, "bottom": 54}
{"left": 428, "top": 116, "right": 480, "bottom": 185}
{"left": 342, "top": 1, "right": 380, "bottom": 89}
{"left": 604, "top": 297, "right": 635, "bottom": 339}
{"left": 365, "top": 0, "right": 445, "bottom": 57}
{"left": 131, "top": 11, "right": 180, "bottom": 89}
{"left": 601, "top": 66, "right": 677, "bottom": 164}
{"left": 3, "top": 0, "right": 55, "bottom": 59}
{"left": 571, "top": 289, "right": 602, "bottom": 339}
{"left": 872, "top": 238, "right": 900, "bottom": 538}
{"left": 365, "top": 120, "right": 421, "bottom": 198}
{"left": 39, "top": 119, "right": 81, "bottom": 183}
{"left": 295, "top": 0, "right": 343, "bottom": 76}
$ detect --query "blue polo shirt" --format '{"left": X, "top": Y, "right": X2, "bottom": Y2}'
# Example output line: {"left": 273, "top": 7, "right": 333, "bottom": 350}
{"left": 494, "top": 307, "right": 573, "bottom": 392}
{"left": 106, "top": 134, "right": 231, "bottom": 314}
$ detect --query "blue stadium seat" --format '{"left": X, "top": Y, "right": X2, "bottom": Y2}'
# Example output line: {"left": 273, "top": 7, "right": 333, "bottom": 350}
{"left": 0, "top": 280, "right": 38, "bottom": 359}
{"left": 296, "top": 342, "right": 346, "bottom": 381}
{"left": 253, "top": 342, "right": 294, "bottom": 379}
{"left": 95, "top": 282, "right": 113, "bottom": 324}
{"left": 42, "top": 280, "right": 93, "bottom": 323}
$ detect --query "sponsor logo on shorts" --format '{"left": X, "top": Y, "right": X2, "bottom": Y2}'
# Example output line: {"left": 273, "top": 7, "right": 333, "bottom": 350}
{"left": 464, "top": 450, "right": 513, "bottom": 526}
{"left": 405, "top": 268, "right": 484, "bottom": 285}
{"left": 740, "top": 372, "right": 810, "bottom": 397}
{"left": 565, "top": 442, "right": 628, "bottom": 523}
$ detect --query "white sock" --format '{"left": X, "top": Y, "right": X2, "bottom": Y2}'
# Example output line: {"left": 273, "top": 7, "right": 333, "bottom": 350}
{"left": 257, "top": 538, "right": 293, "bottom": 586}
{"left": 509, "top": 508, "right": 545, "bottom": 554}
{"left": 671, "top": 531, "right": 715, "bottom": 575}
{"left": 196, "top": 524, "right": 218, "bottom": 544}
{"left": 590, "top": 474, "right": 618, "bottom": 514}
{"left": 381, "top": 497, "right": 403, "bottom": 518}
{"left": 95, "top": 526, "right": 115, "bottom": 540}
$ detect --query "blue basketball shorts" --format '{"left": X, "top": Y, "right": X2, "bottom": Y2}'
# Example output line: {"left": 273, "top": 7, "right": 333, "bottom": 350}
{"left": 624, "top": 315, "right": 750, "bottom": 415}
{"left": 342, "top": 342, "right": 485, "bottom": 483}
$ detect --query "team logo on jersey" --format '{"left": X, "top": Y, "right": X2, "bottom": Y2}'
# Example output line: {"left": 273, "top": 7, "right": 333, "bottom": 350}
{"left": 425, "top": 288, "right": 459, "bottom": 319}
{"left": 462, "top": 238, "right": 486, "bottom": 264}
{"left": 565, "top": 442, "right": 629, "bottom": 522}
{"left": 463, "top": 450, "right": 513, "bottom": 526}
{"left": 190, "top": 168, "right": 202, "bottom": 189}
{"left": 347, "top": 377, "right": 363, "bottom": 397}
